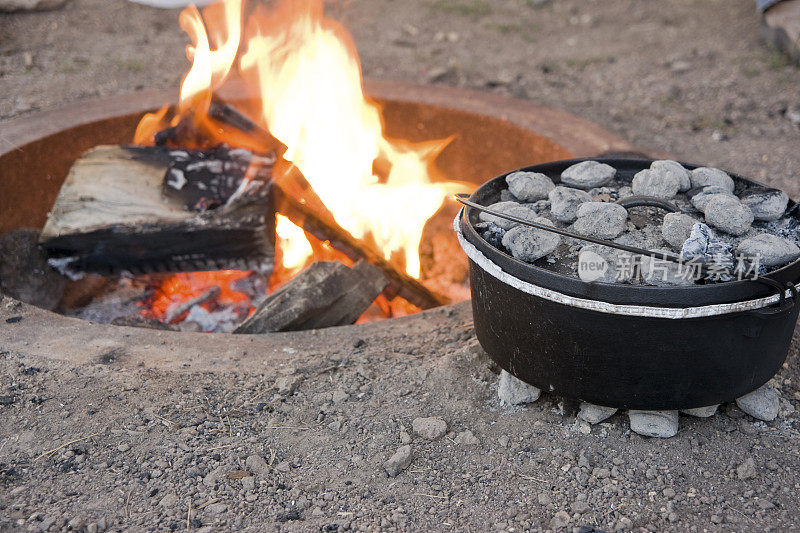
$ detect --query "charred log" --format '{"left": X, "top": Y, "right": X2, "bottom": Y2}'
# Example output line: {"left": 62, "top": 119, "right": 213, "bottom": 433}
{"left": 234, "top": 260, "right": 387, "bottom": 333}
{"left": 39, "top": 145, "right": 276, "bottom": 276}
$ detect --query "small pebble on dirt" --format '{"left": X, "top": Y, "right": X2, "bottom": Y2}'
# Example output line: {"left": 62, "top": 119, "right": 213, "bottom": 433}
{"left": 245, "top": 455, "right": 270, "bottom": 477}
{"left": 740, "top": 187, "right": 789, "bottom": 221}
{"left": 736, "top": 233, "right": 800, "bottom": 267}
{"left": 690, "top": 167, "right": 735, "bottom": 192}
{"left": 736, "top": 384, "right": 780, "bottom": 421}
{"left": 454, "top": 430, "right": 479, "bottom": 445}
{"left": 412, "top": 416, "right": 448, "bottom": 440}
{"left": 384, "top": 445, "right": 412, "bottom": 477}
{"left": 497, "top": 370, "right": 541, "bottom": 405}
{"left": 506, "top": 171, "right": 555, "bottom": 201}
{"left": 736, "top": 457, "right": 757, "bottom": 480}
{"left": 704, "top": 195, "right": 754, "bottom": 236}
{"left": 548, "top": 186, "right": 593, "bottom": 222}
{"left": 560, "top": 160, "right": 616, "bottom": 189}
{"left": 628, "top": 410, "right": 680, "bottom": 438}
{"left": 572, "top": 202, "right": 627, "bottom": 239}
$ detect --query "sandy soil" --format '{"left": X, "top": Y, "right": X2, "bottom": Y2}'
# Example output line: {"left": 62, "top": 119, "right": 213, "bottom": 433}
{"left": 1, "top": 0, "right": 800, "bottom": 532}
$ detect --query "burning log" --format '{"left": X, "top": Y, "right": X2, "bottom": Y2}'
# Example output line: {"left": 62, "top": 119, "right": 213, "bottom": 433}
{"left": 164, "top": 285, "right": 221, "bottom": 323}
{"left": 234, "top": 260, "right": 387, "bottom": 333}
{"left": 272, "top": 180, "right": 448, "bottom": 310}
{"left": 39, "top": 144, "right": 276, "bottom": 276}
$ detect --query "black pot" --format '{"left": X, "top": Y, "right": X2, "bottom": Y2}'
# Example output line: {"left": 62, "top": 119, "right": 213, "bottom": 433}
{"left": 457, "top": 158, "right": 800, "bottom": 410}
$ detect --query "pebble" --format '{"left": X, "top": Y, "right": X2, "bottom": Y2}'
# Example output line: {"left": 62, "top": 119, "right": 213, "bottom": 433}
{"left": 572, "top": 202, "right": 627, "bottom": 239}
{"left": 688, "top": 186, "right": 735, "bottom": 213}
{"left": 577, "top": 244, "right": 635, "bottom": 283}
{"left": 551, "top": 510, "right": 571, "bottom": 529}
{"left": 478, "top": 201, "right": 539, "bottom": 230}
{"left": 628, "top": 410, "right": 679, "bottom": 438}
{"left": 412, "top": 417, "right": 448, "bottom": 440}
{"left": 497, "top": 370, "right": 541, "bottom": 405}
{"left": 384, "top": 445, "right": 412, "bottom": 477}
{"left": 651, "top": 160, "right": 692, "bottom": 191}
{"left": 241, "top": 476, "right": 255, "bottom": 491}
{"left": 661, "top": 213, "right": 697, "bottom": 249}
{"left": 737, "top": 233, "right": 800, "bottom": 267}
{"left": 206, "top": 503, "right": 228, "bottom": 514}
{"left": 740, "top": 188, "right": 789, "bottom": 221}
{"left": 640, "top": 251, "right": 695, "bottom": 286}
{"left": 736, "top": 457, "right": 757, "bottom": 480}
{"left": 690, "top": 167, "right": 735, "bottom": 192}
{"left": 578, "top": 403, "right": 618, "bottom": 424}
{"left": 505, "top": 171, "right": 555, "bottom": 201}
{"left": 631, "top": 168, "right": 680, "bottom": 199}
{"left": 736, "top": 384, "right": 780, "bottom": 421}
{"left": 560, "top": 160, "right": 616, "bottom": 189}
{"left": 275, "top": 375, "right": 301, "bottom": 395}
{"left": 548, "top": 186, "right": 592, "bottom": 223}
{"left": 453, "top": 430, "right": 479, "bottom": 445}
{"left": 245, "top": 455, "right": 270, "bottom": 477}
{"left": 501, "top": 218, "right": 561, "bottom": 262}
{"left": 159, "top": 493, "right": 179, "bottom": 508}
{"left": 704, "top": 196, "right": 754, "bottom": 236}
{"left": 117, "top": 443, "right": 131, "bottom": 453}
{"left": 680, "top": 405, "right": 719, "bottom": 417}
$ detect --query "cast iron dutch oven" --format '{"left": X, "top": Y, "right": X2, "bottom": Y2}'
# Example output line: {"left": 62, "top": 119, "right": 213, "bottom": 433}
{"left": 456, "top": 158, "right": 800, "bottom": 410}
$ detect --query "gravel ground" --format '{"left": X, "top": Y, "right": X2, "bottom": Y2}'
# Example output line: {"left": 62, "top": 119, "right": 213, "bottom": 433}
{"left": 2, "top": 0, "right": 800, "bottom": 531}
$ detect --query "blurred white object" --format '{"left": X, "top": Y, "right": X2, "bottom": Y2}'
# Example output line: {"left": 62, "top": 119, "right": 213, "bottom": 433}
{"left": 127, "top": 0, "right": 217, "bottom": 7}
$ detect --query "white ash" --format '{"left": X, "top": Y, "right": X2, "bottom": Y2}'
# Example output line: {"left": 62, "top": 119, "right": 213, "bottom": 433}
{"left": 640, "top": 250, "right": 695, "bottom": 286}
{"left": 478, "top": 201, "right": 538, "bottom": 230}
{"left": 572, "top": 202, "right": 627, "bottom": 239}
{"left": 704, "top": 195, "right": 754, "bottom": 236}
{"left": 560, "top": 160, "right": 616, "bottom": 189}
{"left": 578, "top": 402, "right": 617, "bottom": 424}
{"left": 497, "top": 370, "right": 541, "bottom": 405}
{"left": 180, "top": 305, "right": 240, "bottom": 333}
{"left": 736, "top": 384, "right": 780, "bottom": 422}
{"left": 740, "top": 187, "right": 789, "bottom": 221}
{"left": 687, "top": 185, "right": 736, "bottom": 213}
{"left": 690, "top": 167, "right": 735, "bottom": 192}
{"left": 631, "top": 168, "right": 680, "bottom": 199}
{"left": 578, "top": 244, "right": 635, "bottom": 283}
{"left": 506, "top": 171, "right": 555, "bottom": 201}
{"left": 679, "top": 223, "right": 735, "bottom": 280}
{"left": 736, "top": 233, "right": 800, "bottom": 267}
{"left": 502, "top": 218, "right": 561, "bottom": 262}
{"left": 662, "top": 212, "right": 698, "bottom": 249}
{"left": 548, "top": 186, "right": 592, "bottom": 223}
{"left": 681, "top": 405, "right": 719, "bottom": 418}
{"left": 628, "top": 410, "right": 679, "bottom": 438}
{"left": 651, "top": 160, "right": 692, "bottom": 192}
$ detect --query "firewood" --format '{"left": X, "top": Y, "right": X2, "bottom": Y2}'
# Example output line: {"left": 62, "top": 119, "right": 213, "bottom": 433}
{"left": 272, "top": 181, "right": 448, "bottom": 310}
{"left": 39, "top": 145, "right": 276, "bottom": 276}
{"left": 234, "top": 260, "right": 388, "bottom": 333}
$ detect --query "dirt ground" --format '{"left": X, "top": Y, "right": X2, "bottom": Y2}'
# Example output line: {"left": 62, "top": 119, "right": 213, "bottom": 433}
{"left": 1, "top": 0, "right": 800, "bottom": 532}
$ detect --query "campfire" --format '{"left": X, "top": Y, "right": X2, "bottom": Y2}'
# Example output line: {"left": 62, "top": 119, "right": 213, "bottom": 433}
{"left": 38, "top": 0, "right": 471, "bottom": 332}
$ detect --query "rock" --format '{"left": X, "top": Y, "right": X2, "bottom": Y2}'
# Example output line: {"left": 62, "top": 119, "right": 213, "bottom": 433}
{"left": 640, "top": 251, "right": 696, "bottom": 286}
{"left": 688, "top": 186, "right": 736, "bottom": 213}
{"left": 681, "top": 405, "right": 718, "bottom": 417}
{"left": 159, "top": 493, "right": 179, "bottom": 508}
{"left": 690, "top": 167, "right": 735, "bottom": 192}
{"left": 206, "top": 503, "right": 228, "bottom": 514}
{"left": 501, "top": 218, "right": 561, "bottom": 262}
{"left": 578, "top": 403, "right": 617, "bottom": 424}
{"left": 631, "top": 168, "right": 680, "bottom": 199}
{"left": 628, "top": 410, "right": 679, "bottom": 438}
{"left": 497, "top": 370, "right": 541, "bottom": 405}
{"left": 275, "top": 375, "right": 302, "bottom": 395}
{"left": 37, "top": 516, "right": 56, "bottom": 532}
{"left": 202, "top": 465, "right": 232, "bottom": 487}
{"left": 736, "top": 384, "right": 780, "bottom": 421}
{"left": 548, "top": 186, "right": 592, "bottom": 223}
{"left": 740, "top": 188, "right": 789, "bottom": 221}
{"left": 241, "top": 476, "right": 255, "bottom": 491}
{"left": 704, "top": 196, "right": 753, "bottom": 236}
{"left": 571, "top": 500, "right": 592, "bottom": 514}
{"left": 384, "top": 445, "right": 412, "bottom": 476}
{"left": 577, "top": 244, "right": 635, "bottom": 283}
{"left": 453, "top": 430, "right": 479, "bottom": 445}
{"left": 506, "top": 171, "right": 555, "bottom": 202}
{"left": 560, "top": 161, "right": 616, "bottom": 189}
{"left": 478, "top": 201, "right": 539, "bottom": 230}
{"left": 551, "top": 510, "right": 571, "bottom": 529}
{"left": 412, "top": 417, "right": 447, "bottom": 440}
{"left": 572, "top": 202, "right": 627, "bottom": 239}
{"left": 245, "top": 455, "right": 270, "bottom": 477}
{"left": 737, "top": 233, "right": 800, "bottom": 267}
{"left": 0, "top": 0, "right": 69, "bottom": 12}
{"left": 651, "top": 160, "right": 691, "bottom": 192}
{"left": 117, "top": 443, "right": 131, "bottom": 453}
{"left": 736, "top": 457, "right": 757, "bottom": 480}
{"left": 662, "top": 213, "right": 697, "bottom": 249}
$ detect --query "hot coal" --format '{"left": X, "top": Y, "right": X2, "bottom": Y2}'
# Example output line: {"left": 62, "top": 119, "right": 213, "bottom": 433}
{"left": 560, "top": 160, "right": 616, "bottom": 189}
